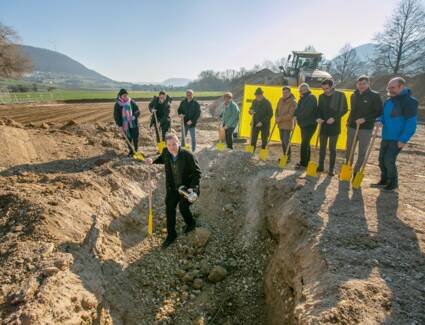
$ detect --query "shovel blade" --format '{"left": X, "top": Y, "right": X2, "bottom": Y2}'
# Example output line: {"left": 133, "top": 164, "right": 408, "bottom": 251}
{"left": 279, "top": 155, "right": 288, "bottom": 168}
{"left": 352, "top": 172, "right": 364, "bottom": 189}
{"left": 339, "top": 164, "right": 353, "bottom": 181}
{"left": 133, "top": 152, "right": 145, "bottom": 161}
{"left": 306, "top": 161, "right": 318, "bottom": 177}
{"left": 259, "top": 149, "right": 268, "bottom": 161}
{"left": 157, "top": 141, "right": 165, "bottom": 153}
{"left": 183, "top": 144, "right": 191, "bottom": 151}
{"left": 216, "top": 142, "right": 225, "bottom": 151}
{"left": 245, "top": 145, "right": 254, "bottom": 153}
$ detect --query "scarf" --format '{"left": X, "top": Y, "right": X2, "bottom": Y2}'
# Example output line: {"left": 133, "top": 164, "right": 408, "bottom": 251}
{"left": 118, "top": 97, "right": 135, "bottom": 135}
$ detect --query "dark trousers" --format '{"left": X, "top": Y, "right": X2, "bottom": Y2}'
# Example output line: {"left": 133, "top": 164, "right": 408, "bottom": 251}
{"left": 319, "top": 134, "right": 338, "bottom": 172}
{"left": 160, "top": 123, "right": 170, "bottom": 141}
{"left": 251, "top": 124, "right": 269, "bottom": 150}
{"left": 126, "top": 127, "right": 139, "bottom": 152}
{"left": 300, "top": 125, "right": 317, "bottom": 167}
{"left": 165, "top": 189, "right": 196, "bottom": 238}
{"left": 225, "top": 127, "right": 235, "bottom": 149}
{"left": 378, "top": 140, "right": 401, "bottom": 186}
{"left": 279, "top": 128, "right": 291, "bottom": 156}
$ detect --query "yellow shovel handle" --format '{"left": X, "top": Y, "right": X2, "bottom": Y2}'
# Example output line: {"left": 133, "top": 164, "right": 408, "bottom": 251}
{"left": 359, "top": 125, "right": 379, "bottom": 173}
{"left": 347, "top": 124, "right": 360, "bottom": 165}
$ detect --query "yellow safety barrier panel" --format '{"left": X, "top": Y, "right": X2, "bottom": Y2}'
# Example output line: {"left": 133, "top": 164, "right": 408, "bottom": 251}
{"left": 239, "top": 84, "right": 354, "bottom": 150}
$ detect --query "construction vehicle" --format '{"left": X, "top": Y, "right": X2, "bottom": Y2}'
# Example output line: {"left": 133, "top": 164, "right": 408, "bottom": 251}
{"left": 279, "top": 51, "right": 332, "bottom": 87}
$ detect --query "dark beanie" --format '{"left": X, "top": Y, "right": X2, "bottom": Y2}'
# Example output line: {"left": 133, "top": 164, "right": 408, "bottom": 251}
{"left": 117, "top": 88, "right": 128, "bottom": 97}
{"left": 255, "top": 87, "right": 263, "bottom": 95}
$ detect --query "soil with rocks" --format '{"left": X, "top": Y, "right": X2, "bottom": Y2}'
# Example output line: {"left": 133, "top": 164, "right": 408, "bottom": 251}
{"left": 0, "top": 101, "right": 424, "bottom": 324}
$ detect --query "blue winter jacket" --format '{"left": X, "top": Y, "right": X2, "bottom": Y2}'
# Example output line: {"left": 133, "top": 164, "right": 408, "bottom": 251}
{"left": 378, "top": 88, "right": 418, "bottom": 143}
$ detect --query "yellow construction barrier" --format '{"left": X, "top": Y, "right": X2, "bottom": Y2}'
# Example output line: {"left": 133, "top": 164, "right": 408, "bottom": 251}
{"left": 240, "top": 84, "right": 354, "bottom": 150}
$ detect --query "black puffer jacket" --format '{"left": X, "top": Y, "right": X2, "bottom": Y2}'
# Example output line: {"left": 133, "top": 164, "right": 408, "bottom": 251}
{"left": 153, "top": 147, "right": 201, "bottom": 194}
{"left": 317, "top": 91, "right": 348, "bottom": 136}
{"left": 294, "top": 92, "right": 318, "bottom": 128}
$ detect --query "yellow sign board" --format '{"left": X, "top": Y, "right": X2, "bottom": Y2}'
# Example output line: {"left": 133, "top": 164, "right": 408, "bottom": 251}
{"left": 240, "top": 84, "right": 354, "bottom": 150}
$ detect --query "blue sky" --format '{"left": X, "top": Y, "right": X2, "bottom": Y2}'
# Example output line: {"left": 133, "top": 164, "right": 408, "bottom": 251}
{"left": 0, "top": 0, "right": 407, "bottom": 82}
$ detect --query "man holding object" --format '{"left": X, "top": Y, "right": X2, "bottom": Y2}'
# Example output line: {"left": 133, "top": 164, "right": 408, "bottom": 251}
{"left": 145, "top": 132, "right": 201, "bottom": 248}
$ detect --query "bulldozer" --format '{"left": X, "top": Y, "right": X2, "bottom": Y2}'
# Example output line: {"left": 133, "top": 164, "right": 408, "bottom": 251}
{"left": 279, "top": 51, "right": 332, "bottom": 87}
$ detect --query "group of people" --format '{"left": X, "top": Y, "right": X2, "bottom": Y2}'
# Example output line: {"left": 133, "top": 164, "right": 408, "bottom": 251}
{"left": 247, "top": 76, "right": 418, "bottom": 191}
{"left": 113, "top": 75, "right": 418, "bottom": 248}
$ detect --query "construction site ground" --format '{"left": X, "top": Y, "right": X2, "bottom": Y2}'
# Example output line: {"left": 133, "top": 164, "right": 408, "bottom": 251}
{"left": 0, "top": 101, "right": 424, "bottom": 325}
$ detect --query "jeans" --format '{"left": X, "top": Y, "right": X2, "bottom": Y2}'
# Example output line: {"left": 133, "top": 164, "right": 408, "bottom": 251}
{"left": 378, "top": 140, "right": 401, "bottom": 186}
{"left": 126, "top": 127, "right": 139, "bottom": 152}
{"left": 251, "top": 124, "right": 269, "bottom": 150}
{"left": 319, "top": 134, "right": 339, "bottom": 172}
{"left": 165, "top": 189, "right": 196, "bottom": 239}
{"left": 279, "top": 129, "right": 291, "bottom": 156}
{"left": 182, "top": 126, "right": 196, "bottom": 151}
{"left": 299, "top": 125, "right": 317, "bottom": 167}
{"left": 345, "top": 127, "right": 373, "bottom": 172}
{"left": 225, "top": 127, "right": 235, "bottom": 149}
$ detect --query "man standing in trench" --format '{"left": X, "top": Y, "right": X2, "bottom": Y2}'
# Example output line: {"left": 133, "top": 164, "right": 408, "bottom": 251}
{"left": 145, "top": 132, "right": 201, "bottom": 248}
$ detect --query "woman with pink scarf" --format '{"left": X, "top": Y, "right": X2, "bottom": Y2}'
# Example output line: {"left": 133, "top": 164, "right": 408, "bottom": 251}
{"left": 113, "top": 89, "right": 141, "bottom": 156}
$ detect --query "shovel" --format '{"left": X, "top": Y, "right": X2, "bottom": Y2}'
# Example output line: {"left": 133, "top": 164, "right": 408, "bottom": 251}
{"left": 306, "top": 123, "right": 321, "bottom": 177}
{"left": 352, "top": 126, "right": 379, "bottom": 189}
{"left": 339, "top": 124, "right": 360, "bottom": 181}
{"left": 120, "top": 127, "right": 144, "bottom": 161}
{"left": 147, "top": 169, "right": 153, "bottom": 236}
{"left": 153, "top": 111, "right": 165, "bottom": 153}
{"left": 180, "top": 117, "right": 190, "bottom": 151}
{"left": 245, "top": 112, "right": 256, "bottom": 153}
{"left": 279, "top": 120, "right": 296, "bottom": 168}
{"left": 259, "top": 122, "right": 277, "bottom": 161}
{"left": 216, "top": 123, "right": 225, "bottom": 151}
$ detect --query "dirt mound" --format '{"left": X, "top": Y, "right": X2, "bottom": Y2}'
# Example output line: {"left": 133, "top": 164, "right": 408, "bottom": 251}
{"left": 1, "top": 115, "right": 424, "bottom": 324}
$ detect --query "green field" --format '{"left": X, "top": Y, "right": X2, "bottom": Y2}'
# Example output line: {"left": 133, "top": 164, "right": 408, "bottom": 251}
{"left": 0, "top": 89, "right": 223, "bottom": 104}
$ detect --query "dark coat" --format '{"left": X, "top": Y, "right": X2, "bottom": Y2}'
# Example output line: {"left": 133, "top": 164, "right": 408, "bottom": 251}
{"left": 348, "top": 88, "right": 383, "bottom": 129}
{"left": 153, "top": 147, "right": 201, "bottom": 194}
{"left": 294, "top": 92, "right": 318, "bottom": 128}
{"left": 149, "top": 95, "right": 172, "bottom": 129}
{"left": 250, "top": 98, "right": 273, "bottom": 126}
{"left": 113, "top": 99, "right": 140, "bottom": 127}
{"left": 317, "top": 90, "right": 348, "bottom": 136}
{"left": 177, "top": 99, "right": 201, "bottom": 127}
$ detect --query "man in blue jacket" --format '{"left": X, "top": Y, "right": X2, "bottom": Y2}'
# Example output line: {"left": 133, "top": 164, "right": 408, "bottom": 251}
{"left": 373, "top": 77, "right": 418, "bottom": 191}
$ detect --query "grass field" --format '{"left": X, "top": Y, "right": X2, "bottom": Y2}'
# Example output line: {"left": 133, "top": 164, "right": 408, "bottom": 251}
{"left": 0, "top": 89, "right": 222, "bottom": 104}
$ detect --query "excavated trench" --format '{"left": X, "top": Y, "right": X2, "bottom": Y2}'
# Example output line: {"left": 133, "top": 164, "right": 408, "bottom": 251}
{"left": 0, "top": 130, "right": 326, "bottom": 325}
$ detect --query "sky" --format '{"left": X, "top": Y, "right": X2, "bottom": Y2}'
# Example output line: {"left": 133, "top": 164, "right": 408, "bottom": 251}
{"left": 0, "top": 0, "right": 410, "bottom": 83}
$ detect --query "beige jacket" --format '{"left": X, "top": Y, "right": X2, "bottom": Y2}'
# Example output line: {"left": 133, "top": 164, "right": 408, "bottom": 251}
{"left": 275, "top": 94, "right": 296, "bottom": 130}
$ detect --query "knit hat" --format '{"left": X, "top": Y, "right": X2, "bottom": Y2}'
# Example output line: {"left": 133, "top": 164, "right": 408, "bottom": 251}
{"left": 117, "top": 88, "right": 128, "bottom": 98}
{"left": 254, "top": 87, "right": 263, "bottom": 95}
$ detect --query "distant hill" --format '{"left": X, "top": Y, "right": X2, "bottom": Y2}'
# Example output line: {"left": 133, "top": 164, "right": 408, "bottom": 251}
{"left": 352, "top": 43, "right": 377, "bottom": 62}
{"left": 20, "top": 45, "right": 111, "bottom": 81}
{"left": 161, "top": 78, "right": 191, "bottom": 87}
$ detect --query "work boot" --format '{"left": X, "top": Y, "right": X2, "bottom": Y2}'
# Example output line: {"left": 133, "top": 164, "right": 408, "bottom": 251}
{"left": 328, "top": 170, "right": 335, "bottom": 177}
{"left": 161, "top": 236, "right": 176, "bottom": 249}
{"left": 383, "top": 180, "right": 398, "bottom": 192}
{"left": 371, "top": 179, "right": 387, "bottom": 188}
{"left": 317, "top": 165, "right": 324, "bottom": 173}
{"left": 184, "top": 221, "right": 197, "bottom": 234}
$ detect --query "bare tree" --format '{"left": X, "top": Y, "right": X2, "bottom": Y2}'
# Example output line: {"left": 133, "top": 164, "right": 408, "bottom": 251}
{"left": 331, "top": 43, "right": 360, "bottom": 82}
{"left": 0, "top": 23, "right": 32, "bottom": 78}
{"left": 373, "top": 0, "right": 425, "bottom": 75}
